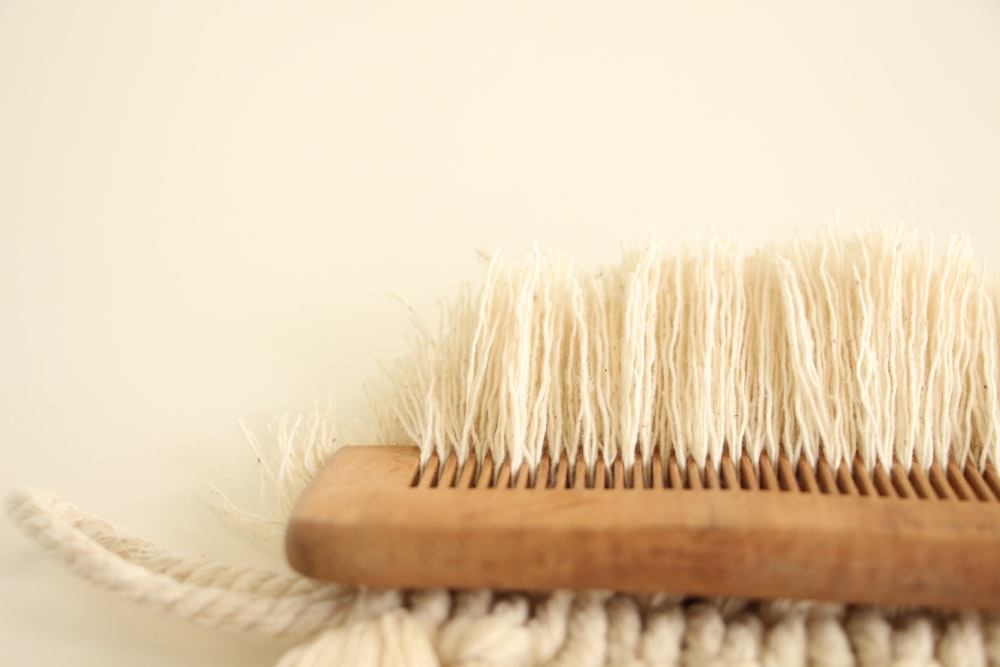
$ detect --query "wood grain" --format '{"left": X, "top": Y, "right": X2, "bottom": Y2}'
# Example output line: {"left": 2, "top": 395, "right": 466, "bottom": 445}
{"left": 287, "top": 446, "right": 1000, "bottom": 610}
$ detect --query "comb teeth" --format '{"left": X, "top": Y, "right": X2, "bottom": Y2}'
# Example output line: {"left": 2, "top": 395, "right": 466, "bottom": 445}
{"left": 414, "top": 450, "right": 1000, "bottom": 501}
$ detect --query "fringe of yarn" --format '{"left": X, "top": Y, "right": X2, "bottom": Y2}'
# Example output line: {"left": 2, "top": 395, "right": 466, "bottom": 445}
{"left": 208, "top": 398, "right": 343, "bottom": 545}
{"left": 369, "top": 227, "right": 1000, "bottom": 476}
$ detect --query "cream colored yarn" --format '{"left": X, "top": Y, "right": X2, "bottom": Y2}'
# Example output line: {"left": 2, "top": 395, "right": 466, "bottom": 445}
{"left": 7, "top": 227, "right": 1000, "bottom": 666}
{"left": 370, "top": 226, "right": 1000, "bottom": 478}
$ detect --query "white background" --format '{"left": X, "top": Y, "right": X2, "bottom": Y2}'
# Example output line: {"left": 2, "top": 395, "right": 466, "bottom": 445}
{"left": 3, "top": 2, "right": 1000, "bottom": 665}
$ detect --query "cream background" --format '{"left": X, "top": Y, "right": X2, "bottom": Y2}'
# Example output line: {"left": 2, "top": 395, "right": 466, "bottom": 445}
{"left": 2, "top": 2, "right": 999, "bottom": 665}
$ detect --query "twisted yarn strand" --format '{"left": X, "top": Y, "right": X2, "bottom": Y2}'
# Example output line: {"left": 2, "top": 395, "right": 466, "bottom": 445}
{"left": 4, "top": 489, "right": 364, "bottom": 640}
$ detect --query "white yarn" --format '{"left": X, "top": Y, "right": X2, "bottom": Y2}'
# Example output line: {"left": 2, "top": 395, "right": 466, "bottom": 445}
{"left": 208, "top": 398, "right": 343, "bottom": 546}
{"left": 4, "top": 489, "right": 363, "bottom": 639}
{"left": 7, "top": 227, "right": 1000, "bottom": 666}
{"left": 369, "top": 227, "right": 1000, "bottom": 476}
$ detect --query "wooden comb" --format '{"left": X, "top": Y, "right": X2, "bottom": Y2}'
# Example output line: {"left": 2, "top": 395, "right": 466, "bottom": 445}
{"left": 286, "top": 446, "right": 1000, "bottom": 609}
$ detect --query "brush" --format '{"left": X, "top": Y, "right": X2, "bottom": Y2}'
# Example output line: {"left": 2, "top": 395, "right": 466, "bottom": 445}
{"left": 286, "top": 227, "right": 1000, "bottom": 610}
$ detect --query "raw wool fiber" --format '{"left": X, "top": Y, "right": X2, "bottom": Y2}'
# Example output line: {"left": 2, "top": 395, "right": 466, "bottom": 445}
{"left": 370, "top": 226, "right": 1000, "bottom": 478}
{"left": 7, "top": 226, "right": 1000, "bottom": 667}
